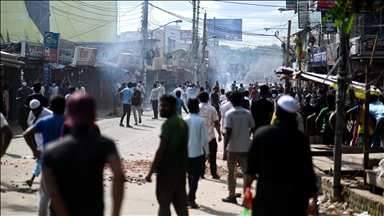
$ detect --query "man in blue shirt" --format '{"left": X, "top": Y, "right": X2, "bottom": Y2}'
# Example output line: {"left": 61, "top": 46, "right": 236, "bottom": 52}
{"left": 176, "top": 91, "right": 188, "bottom": 116}
{"left": 238, "top": 83, "right": 245, "bottom": 92}
{"left": 119, "top": 82, "right": 134, "bottom": 128}
{"left": 369, "top": 95, "right": 384, "bottom": 147}
{"left": 23, "top": 95, "right": 66, "bottom": 216}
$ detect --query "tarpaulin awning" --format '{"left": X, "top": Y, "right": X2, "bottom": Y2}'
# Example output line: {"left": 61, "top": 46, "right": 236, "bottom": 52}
{"left": 298, "top": 71, "right": 382, "bottom": 99}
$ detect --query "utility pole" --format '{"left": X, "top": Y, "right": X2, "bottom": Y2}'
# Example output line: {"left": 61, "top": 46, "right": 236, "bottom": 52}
{"left": 142, "top": 0, "right": 149, "bottom": 80}
{"left": 201, "top": 11, "right": 207, "bottom": 78}
{"left": 194, "top": 0, "right": 200, "bottom": 82}
{"left": 213, "top": 17, "right": 216, "bottom": 69}
{"left": 333, "top": 25, "right": 348, "bottom": 198}
{"left": 284, "top": 20, "right": 291, "bottom": 95}
{"left": 191, "top": 0, "right": 196, "bottom": 82}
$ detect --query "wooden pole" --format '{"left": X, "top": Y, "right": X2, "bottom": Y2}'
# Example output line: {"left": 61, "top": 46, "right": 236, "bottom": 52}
{"left": 363, "top": 31, "right": 379, "bottom": 185}
{"left": 284, "top": 20, "right": 292, "bottom": 95}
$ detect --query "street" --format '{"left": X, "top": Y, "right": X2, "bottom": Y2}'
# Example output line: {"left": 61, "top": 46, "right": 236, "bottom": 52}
{"left": 1, "top": 111, "right": 247, "bottom": 216}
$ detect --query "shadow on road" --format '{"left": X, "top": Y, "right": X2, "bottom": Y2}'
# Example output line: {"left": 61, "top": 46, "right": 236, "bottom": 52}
{"left": 4, "top": 153, "right": 22, "bottom": 159}
{"left": 1, "top": 181, "right": 38, "bottom": 194}
{"left": 197, "top": 205, "right": 238, "bottom": 216}
{"left": 2, "top": 204, "right": 36, "bottom": 213}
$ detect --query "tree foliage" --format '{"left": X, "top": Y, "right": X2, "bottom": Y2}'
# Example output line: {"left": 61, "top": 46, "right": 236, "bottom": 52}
{"left": 324, "top": 0, "right": 384, "bottom": 34}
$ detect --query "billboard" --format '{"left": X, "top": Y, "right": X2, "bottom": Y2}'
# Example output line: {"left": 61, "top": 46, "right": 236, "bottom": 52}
{"left": 72, "top": 46, "right": 98, "bottom": 66}
{"left": 286, "top": 1, "right": 296, "bottom": 10}
{"left": 26, "top": 42, "right": 44, "bottom": 58}
{"left": 58, "top": 39, "right": 75, "bottom": 64}
{"left": 43, "top": 31, "right": 60, "bottom": 62}
{"left": 180, "top": 30, "right": 192, "bottom": 42}
{"left": 206, "top": 19, "right": 242, "bottom": 40}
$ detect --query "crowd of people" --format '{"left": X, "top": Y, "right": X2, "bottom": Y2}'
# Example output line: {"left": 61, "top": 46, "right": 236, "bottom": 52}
{"left": 0, "top": 77, "right": 383, "bottom": 216}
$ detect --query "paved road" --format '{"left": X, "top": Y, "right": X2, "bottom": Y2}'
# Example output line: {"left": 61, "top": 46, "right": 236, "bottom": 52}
{"left": 1, "top": 111, "right": 248, "bottom": 215}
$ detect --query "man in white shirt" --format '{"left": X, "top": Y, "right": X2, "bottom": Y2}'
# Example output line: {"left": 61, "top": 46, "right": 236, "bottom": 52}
{"left": 197, "top": 91, "right": 222, "bottom": 179}
{"left": 65, "top": 87, "right": 76, "bottom": 106}
{"left": 150, "top": 83, "right": 159, "bottom": 119}
{"left": 49, "top": 82, "right": 59, "bottom": 100}
{"left": 157, "top": 82, "right": 165, "bottom": 100}
{"left": 136, "top": 81, "right": 146, "bottom": 114}
{"left": 0, "top": 113, "right": 13, "bottom": 158}
{"left": 26, "top": 99, "right": 53, "bottom": 187}
{"left": 171, "top": 85, "right": 185, "bottom": 96}
{"left": 222, "top": 91, "right": 255, "bottom": 204}
{"left": 220, "top": 91, "right": 233, "bottom": 160}
{"left": 183, "top": 98, "right": 209, "bottom": 209}
{"left": 75, "top": 81, "right": 86, "bottom": 94}
{"left": 219, "top": 89, "right": 226, "bottom": 105}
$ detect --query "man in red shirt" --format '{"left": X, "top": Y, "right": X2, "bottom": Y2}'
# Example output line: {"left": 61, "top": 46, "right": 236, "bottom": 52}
{"left": 250, "top": 86, "right": 258, "bottom": 102}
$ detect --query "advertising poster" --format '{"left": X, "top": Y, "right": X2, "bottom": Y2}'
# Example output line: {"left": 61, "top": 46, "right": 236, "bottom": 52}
{"left": 43, "top": 31, "right": 60, "bottom": 62}
{"left": 310, "top": 46, "right": 327, "bottom": 68}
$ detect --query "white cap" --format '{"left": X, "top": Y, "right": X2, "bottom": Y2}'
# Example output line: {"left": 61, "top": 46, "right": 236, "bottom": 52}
{"left": 29, "top": 99, "right": 41, "bottom": 110}
{"left": 277, "top": 95, "right": 298, "bottom": 114}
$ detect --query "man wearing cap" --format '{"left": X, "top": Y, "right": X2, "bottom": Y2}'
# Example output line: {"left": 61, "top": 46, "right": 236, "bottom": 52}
{"left": 222, "top": 91, "right": 255, "bottom": 204}
{"left": 42, "top": 93, "right": 124, "bottom": 216}
{"left": 16, "top": 80, "right": 34, "bottom": 131}
{"left": 245, "top": 95, "right": 318, "bottom": 216}
{"left": 75, "top": 81, "right": 86, "bottom": 94}
{"left": 25, "top": 99, "right": 53, "bottom": 188}
{"left": 23, "top": 95, "right": 66, "bottom": 216}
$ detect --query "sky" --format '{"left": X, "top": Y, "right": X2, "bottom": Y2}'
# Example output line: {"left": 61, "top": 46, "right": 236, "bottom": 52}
{"left": 118, "top": 1, "right": 295, "bottom": 48}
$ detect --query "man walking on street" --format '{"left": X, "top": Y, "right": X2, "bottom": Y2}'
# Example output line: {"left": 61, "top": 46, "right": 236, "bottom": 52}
{"left": 251, "top": 85, "right": 273, "bottom": 132}
{"left": 184, "top": 98, "right": 209, "bottom": 208}
{"left": 137, "top": 80, "right": 146, "bottom": 114}
{"left": 26, "top": 99, "right": 53, "bottom": 187}
{"left": 23, "top": 95, "right": 66, "bottom": 216}
{"left": 198, "top": 91, "right": 222, "bottom": 179}
{"left": 146, "top": 94, "right": 189, "bottom": 216}
{"left": 220, "top": 91, "right": 232, "bottom": 160}
{"left": 176, "top": 91, "right": 188, "bottom": 116}
{"left": 119, "top": 82, "right": 134, "bottom": 128}
{"left": 43, "top": 93, "right": 124, "bottom": 216}
{"left": 131, "top": 83, "right": 142, "bottom": 125}
{"left": 244, "top": 95, "right": 318, "bottom": 216}
{"left": 222, "top": 91, "right": 255, "bottom": 204}
{"left": 150, "top": 83, "right": 159, "bottom": 119}
{"left": 17, "top": 80, "right": 34, "bottom": 131}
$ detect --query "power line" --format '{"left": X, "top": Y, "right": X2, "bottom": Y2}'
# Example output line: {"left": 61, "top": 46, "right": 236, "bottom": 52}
{"left": 73, "top": 1, "right": 140, "bottom": 13}
{"left": 213, "top": 0, "right": 285, "bottom": 8}
{"left": 58, "top": 0, "right": 120, "bottom": 17}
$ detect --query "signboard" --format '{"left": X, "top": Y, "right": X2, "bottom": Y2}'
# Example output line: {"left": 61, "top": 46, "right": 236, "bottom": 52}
{"left": 351, "top": 36, "right": 384, "bottom": 56}
{"left": 116, "top": 53, "right": 132, "bottom": 68}
{"left": 286, "top": 0, "right": 296, "bottom": 10}
{"left": 310, "top": 46, "right": 327, "bottom": 68}
{"left": 180, "top": 30, "right": 192, "bottom": 42}
{"left": 25, "top": 42, "right": 44, "bottom": 58}
{"left": 298, "top": 3, "right": 309, "bottom": 29}
{"left": 317, "top": 0, "right": 352, "bottom": 12}
{"left": 206, "top": 19, "right": 242, "bottom": 40}
{"left": 172, "top": 54, "right": 179, "bottom": 67}
{"left": 72, "top": 46, "right": 98, "bottom": 66}
{"left": 322, "top": 13, "right": 337, "bottom": 33}
{"left": 168, "top": 38, "right": 176, "bottom": 53}
{"left": 43, "top": 31, "right": 60, "bottom": 62}
{"left": 154, "top": 57, "right": 163, "bottom": 70}
{"left": 58, "top": 39, "right": 75, "bottom": 64}
{"left": 43, "top": 64, "right": 51, "bottom": 85}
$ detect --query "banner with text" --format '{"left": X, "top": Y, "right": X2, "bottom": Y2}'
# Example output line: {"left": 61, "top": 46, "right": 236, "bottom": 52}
{"left": 43, "top": 64, "right": 51, "bottom": 85}
{"left": 43, "top": 31, "right": 60, "bottom": 62}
